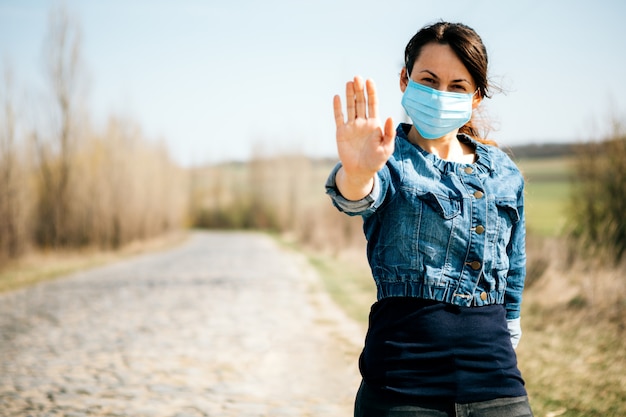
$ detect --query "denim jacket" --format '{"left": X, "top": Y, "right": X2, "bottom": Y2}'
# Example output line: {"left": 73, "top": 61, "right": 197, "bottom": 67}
{"left": 326, "top": 124, "right": 527, "bottom": 327}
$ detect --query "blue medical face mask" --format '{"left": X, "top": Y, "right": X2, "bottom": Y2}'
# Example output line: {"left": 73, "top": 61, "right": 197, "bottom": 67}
{"left": 401, "top": 79, "right": 475, "bottom": 140}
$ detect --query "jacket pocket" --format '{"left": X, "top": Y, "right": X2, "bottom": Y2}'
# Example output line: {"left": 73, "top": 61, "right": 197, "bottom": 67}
{"left": 418, "top": 191, "right": 462, "bottom": 220}
{"left": 413, "top": 191, "right": 462, "bottom": 280}
{"left": 495, "top": 198, "right": 520, "bottom": 224}
{"left": 494, "top": 198, "right": 519, "bottom": 268}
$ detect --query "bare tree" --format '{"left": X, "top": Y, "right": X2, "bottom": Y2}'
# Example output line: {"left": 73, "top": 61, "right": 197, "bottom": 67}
{"left": 0, "top": 68, "right": 29, "bottom": 260}
{"left": 34, "top": 5, "right": 86, "bottom": 247}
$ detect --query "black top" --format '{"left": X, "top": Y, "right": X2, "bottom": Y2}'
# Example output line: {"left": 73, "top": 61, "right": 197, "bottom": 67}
{"left": 359, "top": 297, "right": 526, "bottom": 403}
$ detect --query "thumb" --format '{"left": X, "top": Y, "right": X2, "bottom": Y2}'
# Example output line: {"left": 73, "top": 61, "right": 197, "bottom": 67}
{"left": 382, "top": 117, "right": 395, "bottom": 145}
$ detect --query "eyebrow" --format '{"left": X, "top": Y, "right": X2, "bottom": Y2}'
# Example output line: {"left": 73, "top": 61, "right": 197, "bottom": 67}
{"left": 418, "top": 69, "right": 471, "bottom": 85}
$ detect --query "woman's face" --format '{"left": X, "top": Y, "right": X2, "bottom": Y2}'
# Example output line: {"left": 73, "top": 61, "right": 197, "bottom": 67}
{"left": 401, "top": 42, "right": 480, "bottom": 103}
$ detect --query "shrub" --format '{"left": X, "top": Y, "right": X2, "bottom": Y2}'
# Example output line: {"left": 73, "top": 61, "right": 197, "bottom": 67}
{"left": 568, "top": 123, "right": 626, "bottom": 264}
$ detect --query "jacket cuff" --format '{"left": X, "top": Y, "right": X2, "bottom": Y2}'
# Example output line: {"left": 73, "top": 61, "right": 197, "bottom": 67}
{"left": 325, "top": 163, "right": 380, "bottom": 214}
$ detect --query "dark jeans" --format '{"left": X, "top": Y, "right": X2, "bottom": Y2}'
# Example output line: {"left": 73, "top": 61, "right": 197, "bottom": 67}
{"left": 354, "top": 380, "right": 533, "bottom": 417}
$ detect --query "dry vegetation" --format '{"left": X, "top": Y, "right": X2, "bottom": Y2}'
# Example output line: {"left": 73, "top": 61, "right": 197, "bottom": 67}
{"left": 518, "top": 236, "right": 626, "bottom": 416}
{"left": 0, "top": 7, "right": 188, "bottom": 268}
{"left": 188, "top": 155, "right": 365, "bottom": 255}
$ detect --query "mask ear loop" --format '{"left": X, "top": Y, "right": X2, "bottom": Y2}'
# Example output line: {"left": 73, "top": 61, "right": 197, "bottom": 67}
{"left": 402, "top": 65, "right": 412, "bottom": 82}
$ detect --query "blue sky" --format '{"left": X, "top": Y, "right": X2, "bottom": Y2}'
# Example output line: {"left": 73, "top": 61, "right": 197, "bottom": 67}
{"left": 1, "top": 0, "right": 625, "bottom": 165}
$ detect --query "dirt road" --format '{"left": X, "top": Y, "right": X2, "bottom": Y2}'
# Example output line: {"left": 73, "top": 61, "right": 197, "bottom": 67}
{"left": 0, "top": 232, "right": 364, "bottom": 417}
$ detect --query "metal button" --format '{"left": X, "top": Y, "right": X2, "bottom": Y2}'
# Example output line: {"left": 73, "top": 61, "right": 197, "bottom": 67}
{"left": 464, "top": 166, "right": 474, "bottom": 174}
{"left": 473, "top": 190, "right": 484, "bottom": 199}
{"left": 475, "top": 225, "right": 485, "bottom": 234}
{"left": 480, "top": 292, "right": 488, "bottom": 301}
{"left": 469, "top": 261, "right": 482, "bottom": 270}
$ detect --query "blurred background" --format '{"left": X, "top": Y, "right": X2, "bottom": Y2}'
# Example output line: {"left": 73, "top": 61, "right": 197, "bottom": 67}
{"left": 1, "top": 1, "right": 625, "bottom": 415}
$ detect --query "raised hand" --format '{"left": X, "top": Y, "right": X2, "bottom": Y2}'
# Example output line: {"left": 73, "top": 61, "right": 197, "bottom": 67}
{"left": 333, "top": 76, "right": 395, "bottom": 200}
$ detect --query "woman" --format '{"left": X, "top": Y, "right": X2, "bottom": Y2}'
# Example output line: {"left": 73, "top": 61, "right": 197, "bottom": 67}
{"left": 325, "top": 22, "right": 533, "bottom": 416}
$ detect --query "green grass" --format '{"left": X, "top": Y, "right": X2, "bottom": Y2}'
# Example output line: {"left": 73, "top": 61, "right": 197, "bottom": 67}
{"left": 524, "top": 180, "right": 572, "bottom": 236}
{"left": 308, "top": 252, "right": 375, "bottom": 324}
{"left": 516, "top": 157, "right": 573, "bottom": 237}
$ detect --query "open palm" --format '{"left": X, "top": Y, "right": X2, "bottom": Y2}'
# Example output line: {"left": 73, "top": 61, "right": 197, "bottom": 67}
{"left": 333, "top": 76, "right": 395, "bottom": 183}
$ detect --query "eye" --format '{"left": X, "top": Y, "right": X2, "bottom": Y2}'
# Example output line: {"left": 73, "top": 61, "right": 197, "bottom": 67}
{"left": 419, "top": 77, "right": 437, "bottom": 86}
{"left": 451, "top": 84, "right": 469, "bottom": 92}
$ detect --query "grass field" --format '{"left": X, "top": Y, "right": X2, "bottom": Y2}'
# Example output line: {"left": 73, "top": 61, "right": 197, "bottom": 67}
{"left": 516, "top": 157, "right": 573, "bottom": 237}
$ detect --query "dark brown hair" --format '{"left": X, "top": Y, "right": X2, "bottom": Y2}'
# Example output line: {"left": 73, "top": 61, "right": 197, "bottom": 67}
{"left": 405, "top": 21, "right": 495, "bottom": 143}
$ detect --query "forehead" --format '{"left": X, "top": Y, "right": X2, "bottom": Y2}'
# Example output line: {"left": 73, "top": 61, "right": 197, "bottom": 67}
{"left": 412, "top": 43, "right": 472, "bottom": 81}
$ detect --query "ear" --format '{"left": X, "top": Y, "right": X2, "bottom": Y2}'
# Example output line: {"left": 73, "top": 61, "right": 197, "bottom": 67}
{"left": 472, "top": 91, "right": 483, "bottom": 109}
{"left": 400, "top": 67, "right": 409, "bottom": 93}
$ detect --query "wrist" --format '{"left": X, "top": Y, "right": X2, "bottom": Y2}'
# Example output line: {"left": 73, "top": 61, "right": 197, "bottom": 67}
{"left": 336, "top": 167, "right": 375, "bottom": 201}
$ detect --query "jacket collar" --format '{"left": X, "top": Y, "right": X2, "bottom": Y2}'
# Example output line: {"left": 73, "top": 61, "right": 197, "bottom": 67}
{"left": 396, "top": 123, "right": 495, "bottom": 176}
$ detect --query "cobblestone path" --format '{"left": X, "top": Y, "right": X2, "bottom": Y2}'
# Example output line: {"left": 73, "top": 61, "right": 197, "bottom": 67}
{"left": 0, "top": 232, "right": 365, "bottom": 417}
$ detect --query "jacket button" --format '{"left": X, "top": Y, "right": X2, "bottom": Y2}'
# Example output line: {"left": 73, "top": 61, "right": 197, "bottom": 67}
{"left": 464, "top": 166, "right": 474, "bottom": 174}
{"left": 475, "top": 225, "right": 485, "bottom": 234}
{"left": 469, "top": 261, "right": 481, "bottom": 270}
{"left": 473, "top": 190, "right": 484, "bottom": 199}
{"left": 480, "top": 292, "right": 487, "bottom": 301}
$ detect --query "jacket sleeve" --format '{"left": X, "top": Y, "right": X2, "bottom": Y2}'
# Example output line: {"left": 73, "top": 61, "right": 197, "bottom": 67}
{"left": 324, "top": 162, "right": 388, "bottom": 218}
{"left": 504, "top": 179, "right": 527, "bottom": 321}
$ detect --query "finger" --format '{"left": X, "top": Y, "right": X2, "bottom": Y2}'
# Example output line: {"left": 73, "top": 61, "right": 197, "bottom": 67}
{"left": 333, "top": 95, "right": 344, "bottom": 127}
{"left": 345, "top": 81, "right": 355, "bottom": 121}
{"left": 366, "top": 79, "right": 378, "bottom": 119}
{"left": 354, "top": 76, "right": 366, "bottom": 119}
{"left": 383, "top": 117, "right": 395, "bottom": 145}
